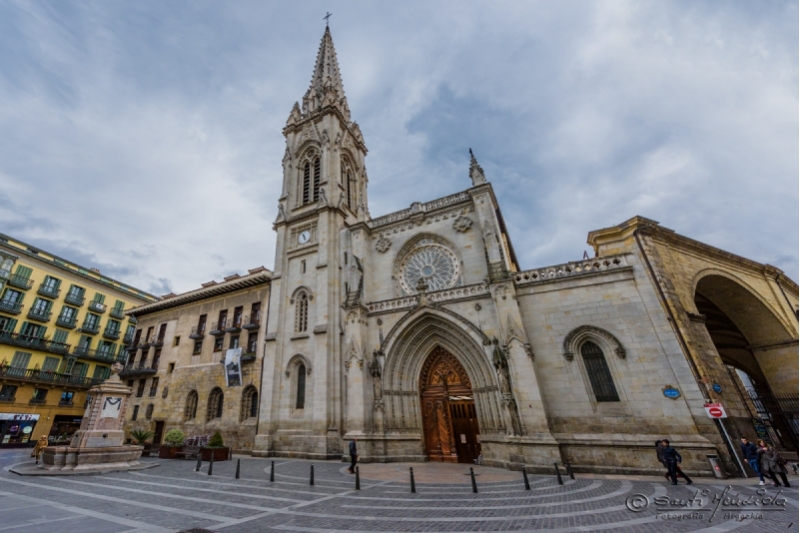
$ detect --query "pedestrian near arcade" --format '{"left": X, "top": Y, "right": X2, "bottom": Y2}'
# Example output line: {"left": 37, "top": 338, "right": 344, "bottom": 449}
{"left": 757, "top": 439, "right": 791, "bottom": 487}
{"left": 661, "top": 439, "right": 692, "bottom": 485}
{"left": 657, "top": 440, "right": 692, "bottom": 484}
{"left": 740, "top": 437, "right": 765, "bottom": 485}
{"left": 348, "top": 437, "right": 358, "bottom": 474}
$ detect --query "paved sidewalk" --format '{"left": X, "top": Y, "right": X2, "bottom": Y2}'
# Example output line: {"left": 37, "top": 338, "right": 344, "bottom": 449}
{"left": 1, "top": 449, "right": 796, "bottom": 532}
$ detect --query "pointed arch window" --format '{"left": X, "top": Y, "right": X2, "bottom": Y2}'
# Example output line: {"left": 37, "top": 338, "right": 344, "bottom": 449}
{"left": 580, "top": 341, "right": 619, "bottom": 402}
{"left": 241, "top": 385, "right": 258, "bottom": 421}
{"left": 207, "top": 387, "right": 224, "bottom": 421}
{"left": 312, "top": 157, "right": 321, "bottom": 202}
{"left": 184, "top": 390, "right": 198, "bottom": 421}
{"left": 302, "top": 162, "right": 311, "bottom": 205}
{"left": 296, "top": 363, "right": 306, "bottom": 409}
{"left": 295, "top": 291, "right": 309, "bottom": 333}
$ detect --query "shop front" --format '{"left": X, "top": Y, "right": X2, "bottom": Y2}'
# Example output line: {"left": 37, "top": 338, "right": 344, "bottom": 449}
{"left": 0, "top": 413, "right": 40, "bottom": 448}
{"left": 48, "top": 414, "right": 84, "bottom": 445}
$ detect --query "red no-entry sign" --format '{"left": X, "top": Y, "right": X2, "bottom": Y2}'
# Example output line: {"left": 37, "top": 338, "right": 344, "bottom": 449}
{"left": 704, "top": 403, "right": 727, "bottom": 419}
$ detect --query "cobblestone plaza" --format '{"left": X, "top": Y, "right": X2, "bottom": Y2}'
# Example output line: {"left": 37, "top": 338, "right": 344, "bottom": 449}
{"left": 1, "top": 450, "right": 796, "bottom": 532}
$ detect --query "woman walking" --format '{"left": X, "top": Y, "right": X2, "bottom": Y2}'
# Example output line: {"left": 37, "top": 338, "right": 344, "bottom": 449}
{"left": 757, "top": 440, "right": 791, "bottom": 487}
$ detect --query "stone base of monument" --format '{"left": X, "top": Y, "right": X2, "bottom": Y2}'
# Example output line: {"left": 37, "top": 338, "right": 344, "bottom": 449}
{"left": 9, "top": 445, "right": 159, "bottom": 476}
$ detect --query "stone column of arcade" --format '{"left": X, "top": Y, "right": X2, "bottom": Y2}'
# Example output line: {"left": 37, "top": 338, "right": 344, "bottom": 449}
{"left": 11, "top": 362, "right": 156, "bottom": 475}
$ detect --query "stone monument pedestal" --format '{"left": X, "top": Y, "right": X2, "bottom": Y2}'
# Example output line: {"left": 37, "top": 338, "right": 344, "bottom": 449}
{"left": 26, "top": 363, "right": 155, "bottom": 475}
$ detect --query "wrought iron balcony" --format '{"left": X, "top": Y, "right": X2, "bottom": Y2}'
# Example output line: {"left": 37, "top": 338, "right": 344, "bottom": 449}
{"left": 58, "top": 400, "right": 74, "bottom": 406}
{"left": 123, "top": 332, "right": 135, "bottom": 344}
{"left": 88, "top": 301, "right": 106, "bottom": 313}
{"left": 64, "top": 292, "right": 85, "bottom": 306}
{"left": 110, "top": 307, "right": 125, "bottom": 319}
{"left": 72, "top": 345, "right": 119, "bottom": 364}
{"left": 6, "top": 275, "right": 33, "bottom": 290}
{"left": 56, "top": 314, "right": 77, "bottom": 329}
{"left": 37, "top": 284, "right": 60, "bottom": 299}
{"left": 0, "top": 300, "right": 23, "bottom": 315}
{"left": 243, "top": 314, "right": 261, "bottom": 330}
{"left": 128, "top": 316, "right": 138, "bottom": 324}
{"left": 150, "top": 334, "right": 164, "bottom": 347}
{"left": 29, "top": 398, "right": 47, "bottom": 405}
{"left": 189, "top": 325, "right": 206, "bottom": 339}
{"left": 27, "top": 307, "right": 52, "bottom": 323}
{"left": 80, "top": 322, "right": 100, "bottom": 335}
{"left": 0, "top": 366, "right": 102, "bottom": 388}
{"left": 209, "top": 320, "right": 227, "bottom": 336}
{"left": 0, "top": 330, "right": 70, "bottom": 354}
{"left": 0, "top": 269, "right": 10, "bottom": 281}
{"left": 103, "top": 327, "right": 121, "bottom": 340}
{"left": 226, "top": 316, "right": 243, "bottom": 333}
{"left": 119, "top": 362, "right": 158, "bottom": 378}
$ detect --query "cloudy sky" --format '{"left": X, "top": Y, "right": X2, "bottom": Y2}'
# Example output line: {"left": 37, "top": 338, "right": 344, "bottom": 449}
{"left": 0, "top": 1, "right": 796, "bottom": 295}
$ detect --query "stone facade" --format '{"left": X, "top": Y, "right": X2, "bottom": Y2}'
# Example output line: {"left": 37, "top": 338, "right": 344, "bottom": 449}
{"left": 123, "top": 268, "right": 270, "bottom": 452}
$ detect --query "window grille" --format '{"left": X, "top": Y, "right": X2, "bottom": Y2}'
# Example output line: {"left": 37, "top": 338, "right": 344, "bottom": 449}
{"left": 580, "top": 341, "right": 620, "bottom": 402}
{"left": 295, "top": 292, "right": 309, "bottom": 333}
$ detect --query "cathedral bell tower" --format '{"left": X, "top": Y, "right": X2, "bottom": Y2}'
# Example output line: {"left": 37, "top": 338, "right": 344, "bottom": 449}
{"left": 255, "top": 27, "right": 369, "bottom": 458}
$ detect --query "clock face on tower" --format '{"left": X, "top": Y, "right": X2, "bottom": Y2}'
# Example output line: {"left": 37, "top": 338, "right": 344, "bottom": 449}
{"left": 298, "top": 230, "right": 311, "bottom": 244}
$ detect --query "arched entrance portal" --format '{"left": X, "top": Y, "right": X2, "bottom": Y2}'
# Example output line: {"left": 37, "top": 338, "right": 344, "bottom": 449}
{"left": 419, "top": 346, "right": 481, "bottom": 463}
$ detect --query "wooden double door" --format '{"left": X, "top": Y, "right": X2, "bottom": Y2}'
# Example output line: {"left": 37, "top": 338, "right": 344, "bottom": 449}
{"left": 420, "top": 347, "right": 481, "bottom": 464}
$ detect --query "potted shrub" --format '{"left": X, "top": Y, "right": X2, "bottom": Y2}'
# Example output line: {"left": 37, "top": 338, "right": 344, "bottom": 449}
{"left": 201, "top": 430, "right": 230, "bottom": 461}
{"left": 159, "top": 429, "right": 185, "bottom": 459}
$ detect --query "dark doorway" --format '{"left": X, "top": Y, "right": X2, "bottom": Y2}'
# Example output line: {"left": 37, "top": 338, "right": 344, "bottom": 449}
{"left": 153, "top": 421, "right": 165, "bottom": 445}
{"left": 419, "top": 346, "right": 481, "bottom": 463}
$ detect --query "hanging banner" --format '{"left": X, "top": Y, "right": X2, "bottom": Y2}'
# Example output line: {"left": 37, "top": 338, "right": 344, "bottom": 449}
{"left": 224, "top": 347, "right": 243, "bottom": 387}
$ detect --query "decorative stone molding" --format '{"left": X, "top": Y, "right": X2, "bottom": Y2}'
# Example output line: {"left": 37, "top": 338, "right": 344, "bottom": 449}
{"left": 514, "top": 254, "right": 630, "bottom": 286}
{"left": 380, "top": 304, "right": 490, "bottom": 353}
{"left": 562, "top": 325, "right": 626, "bottom": 361}
{"left": 375, "top": 237, "right": 391, "bottom": 253}
{"left": 285, "top": 354, "right": 312, "bottom": 377}
{"left": 369, "top": 191, "right": 471, "bottom": 229}
{"left": 452, "top": 215, "right": 473, "bottom": 233}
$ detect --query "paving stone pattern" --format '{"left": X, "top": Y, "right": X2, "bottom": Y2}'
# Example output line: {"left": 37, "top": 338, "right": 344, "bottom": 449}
{"left": 1, "top": 450, "right": 796, "bottom": 532}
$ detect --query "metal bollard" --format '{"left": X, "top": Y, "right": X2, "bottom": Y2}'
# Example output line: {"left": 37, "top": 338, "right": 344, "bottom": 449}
{"left": 565, "top": 462, "right": 574, "bottom": 480}
{"left": 270, "top": 460, "right": 275, "bottom": 482}
{"left": 208, "top": 455, "right": 214, "bottom": 476}
{"left": 355, "top": 466, "right": 360, "bottom": 490}
{"left": 235, "top": 459, "right": 241, "bottom": 479}
{"left": 310, "top": 463, "right": 314, "bottom": 486}
{"left": 470, "top": 467, "right": 478, "bottom": 493}
{"left": 410, "top": 467, "right": 416, "bottom": 493}
{"left": 553, "top": 462, "right": 562, "bottom": 485}
{"left": 195, "top": 455, "right": 202, "bottom": 472}
{"left": 522, "top": 468, "right": 531, "bottom": 490}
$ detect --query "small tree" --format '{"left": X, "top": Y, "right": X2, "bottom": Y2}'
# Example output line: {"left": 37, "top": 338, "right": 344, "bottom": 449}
{"left": 163, "top": 429, "right": 185, "bottom": 447}
{"left": 207, "top": 430, "right": 224, "bottom": 449}
{"left": 130, "top": 429, "right": 154, "bottom": 444}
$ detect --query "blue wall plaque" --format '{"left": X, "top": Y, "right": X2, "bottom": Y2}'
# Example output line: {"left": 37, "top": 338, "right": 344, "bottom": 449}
{"left": 662, "top": 385, "right": 681, "bottom": 399}
{"left": 712, "top": 383, "right": 722, "bottom": 393}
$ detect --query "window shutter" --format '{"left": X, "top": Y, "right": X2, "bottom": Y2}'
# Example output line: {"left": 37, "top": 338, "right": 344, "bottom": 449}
{"left": 14, "top": 265, "right": 33, "bottom": 279}
{"left": 10, "top": 351, "right": 32, "bottom": 369}
{"left": 1, "top": 318, "right": 17, "bottom": 333}
{"left": 53, "top": 329, "right": 69, "bottom": 344}
{"left": 42, "top": 356, "right": 59, "bottom": 372}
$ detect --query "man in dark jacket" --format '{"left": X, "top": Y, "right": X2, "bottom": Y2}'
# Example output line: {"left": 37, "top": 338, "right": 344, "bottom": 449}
{"left": 661, "top": 439, "right": 692, "bottom": 485}
{"left": 348, "top": 437, "right": 358, "bottom": 474}
{"left": 657, "top": 440, "right": 692, "bottom": 483}
{"left": 740, "top": 437, "right": 765, "bottom": 485}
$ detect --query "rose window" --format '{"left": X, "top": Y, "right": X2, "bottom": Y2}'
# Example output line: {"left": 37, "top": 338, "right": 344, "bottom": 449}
{"left": 399, "top": 243, "right": 460, "bottom": 294}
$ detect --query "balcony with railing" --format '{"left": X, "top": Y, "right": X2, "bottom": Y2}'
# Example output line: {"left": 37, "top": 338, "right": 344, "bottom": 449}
{"left": 110, "top": 306, "right": 125, "bottom": 319}
{"left": 151, "top": 334, "right": 165, "bottom": 347}
{"left": 72, "top": 345, "right": 121, "bottom": 364}
{"left": 189, "top": 325, "right": 206, "bottom": 339}
{"left": 0, "top": 366, "right": 102, "bottom": 388}
{"left": 123, "top": 331, "right": 135, "bottom": 344}
{"left": 88, "top": 300, "right": 106, "bottom": 314}
{"left": 27, "top": 307, "right": 52, "bottom": 323}
{"left": 6, "top": 275, "right": 33, "bottom": 290}
{"left": 29, "top": 397, "right": 47, "bottom": 405}
{"left": 0, "top": 299, "right": 23, "bottom": 315}
{"left": 58, "top": 400, "right": 74, "bottom": 406}
{"left": 243, "top": 313, "right": 261, "bottom": 330}
{"left": 80, "top": 321, "right": 100, "bottom": 335}
{"left": 119, "top": 361, "right": 158, "bottom": 378}
{"left": 37, "top": 283, "right": 60, "bottom": 299}
{"left": 0, "top": 331, "right": 70, "bottom": 354}
{"left": 226, "top": 316, "right": 243, "bottom": 333}
{"left": 0, "top": 269, "right": 10, "bottom": 281}
{"left": 64, "top": 292, "right": 85, "bottom": 306}
{"left": 209, "top": 319, "right": 227, "bottom": 336}
{"left": 103, "top": 326, "right": 121, "bottom": 340}
{"left": 56, "top": 313, "right": 77, "bottom": 329}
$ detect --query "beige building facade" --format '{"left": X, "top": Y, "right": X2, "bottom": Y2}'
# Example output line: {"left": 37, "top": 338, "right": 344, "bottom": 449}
{"left": 123, "top": 268, "right": 270, "bottom": 452}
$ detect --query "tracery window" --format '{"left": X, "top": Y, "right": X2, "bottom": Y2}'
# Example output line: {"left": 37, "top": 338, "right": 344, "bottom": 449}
{"left": 398, "top": 239, "right": 461, "bottom": 295}
{"left": 295, "top": 291, "right": 309, "bottom": 333}
{"left": 241, "top": 385, "right": 258, "bottom": 421}
{"left": 296, "top": 364, "right": 306, "bottom": 409}
{"left": 184, "top": 390, "right": 198, "bottom": 421}
{"left": 301, "top": 156, "right": 321, "bottom": 206}
{"left": 580, "top": 341, "right": 620, "bottom": 402}
{"left": 207, "top": 387, "right": 224, "bottom": 421}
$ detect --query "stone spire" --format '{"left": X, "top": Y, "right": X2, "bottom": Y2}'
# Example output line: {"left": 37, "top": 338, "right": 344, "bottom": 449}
{"left": 469, "top": 148, "right": 487, "bottom": 186}
{"left": 298, "top": 27, "right": 351, "bottom": 121}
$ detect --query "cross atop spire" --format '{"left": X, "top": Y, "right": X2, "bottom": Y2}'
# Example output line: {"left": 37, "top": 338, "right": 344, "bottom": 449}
{"left": 297, "top": 26, "right": 350, "bottom": 120}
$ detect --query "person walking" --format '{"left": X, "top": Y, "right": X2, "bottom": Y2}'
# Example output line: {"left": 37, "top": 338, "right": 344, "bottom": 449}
{"left": 347, "top": 437, "right": 358, "bottom": 474}
{"left": 30, "top": 435, "right": 48, "bottom": 464}
{"left": 757, "top": 440, "right": 791, "bottom": 487}
{"left": 661, "top": 439, "right": 692, "bottom": 485}
{"left": 740, "top": 437, "right": 765, "bottom": 485}
{"left": 657, "top": 439, "right": 692, "bottom": 484}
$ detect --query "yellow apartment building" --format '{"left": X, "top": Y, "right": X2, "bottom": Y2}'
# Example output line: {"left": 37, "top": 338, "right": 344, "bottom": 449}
{"left": 0, "top": 233, "right": 156, "bottom": 447}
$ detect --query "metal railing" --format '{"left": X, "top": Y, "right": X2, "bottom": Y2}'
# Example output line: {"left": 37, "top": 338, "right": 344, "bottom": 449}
{"left": 0, "top": 269, "right": 10, "bottom": 281}
{"left": 72, "top": 346, "right": 122, "bottom": 363}
{"left": 37, "top": 283, "right": 60, "bottom": 299}
{"left": 123, "top": 332, "right": 135, "bottom": 344}
{"left": 88, "top": 300, "right": 106, "bottom": 313}
{"left": 64, "top": 292, "right": 85, "bottom": 306}
{"left": 56, "top": 314, "right": 77, "bottom": 328}
{"left": 0, "top": 300, "right": 23, "bottom": 314}
{"left": 80, "top": 321, "right": 100, "bottom": 335}
{"left": 6, "top": 274, "right": 33, "bottom": 290}
{"left": 243, "top": 313, "right": 261, "bottom": 329}
{"left": 103, "top": 327, "right": 121, "bottom": 340}
{"left": 27, "top": 307, "right": 52, "bottom": 322}
{"left": 0, "top": 366, "right": 102, "bottom": 388}
{"left": 210, "top": 319, "right": 227, "bottom": 334}
{"left": 0, "top": 331, "right": 70, "bottom": 354}
{"left": 110, "top": 307, "right": 125, "bottom": 319}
